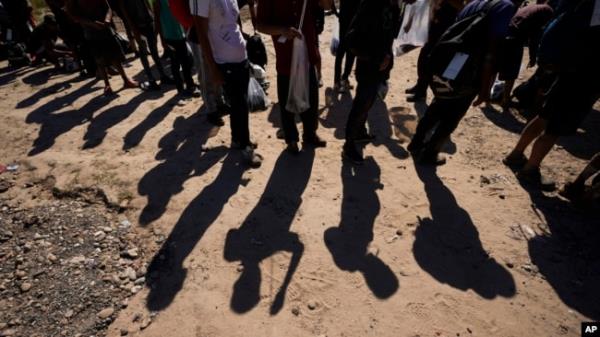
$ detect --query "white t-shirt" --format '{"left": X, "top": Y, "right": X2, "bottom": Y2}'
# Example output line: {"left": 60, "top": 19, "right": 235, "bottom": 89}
{"left": 189, "top": 0, "right": 247, "bottom": 64}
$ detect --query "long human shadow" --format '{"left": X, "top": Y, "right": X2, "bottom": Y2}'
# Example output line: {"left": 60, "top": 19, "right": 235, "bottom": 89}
{"left": 17, "top": 74, "right": 88, "bottom": 109}
{"left": 145, "top": 152, "right": 247, "bottom": 311}
{"left": 0, "top": 66, "right": 39, "bottom": 86}
{"left": 412, "top": 163, "right": 516, "bottom": 299}
{"left": 138, "top": 112, "right": 223, "bottom": 226}
{"left": 224, "top": 149, "right": 314, "bottom": 315}
{"left": 482, "top": 105, "right": 600, "bottom": 160}
{"left": 82, "top": 90, "right": 163, "bottom": 149}
{"left": 324, "top": 157, "right": 399, "bottom": 299}
{"left": 26, "top": 87, "right": 112, "bottom": 156}
{"left": 123, "top": 95, "right": 181, "bottom": 150}
{"left": 522, "top": 188, "right": 600, "bottom": 319}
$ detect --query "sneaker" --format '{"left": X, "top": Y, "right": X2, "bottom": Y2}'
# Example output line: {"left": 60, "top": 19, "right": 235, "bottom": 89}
{"left": 502, "top": 152, "right": 528, "bottom": 169}
{"left": 559, "top": 182, "right": 585, "bottom": 202}
{"left": 406, "top": 92, "right": 426, "bottom": 102}
{"left": 182, "top": 86, "right": 202, "bottom": 98}
{"left": 303, "top": 134, "right": 327, "bottom": 148}
{"left": 354, "top": 132, "right": 376, "bottom": 144}
{"left": 517, "top": 168, "right": 556, "bottom": 191}
{"left": 242, "top": 147, "right": 263, "bottom": 169}
{"left": 342, "top": 143, "right": 364, "bottom": 165}
{"left": 407, "top": 140, "right": 424, "bottom": 156}
{"left": 231, "top": 140, "right": 258, "bottom": 150}
{"left": 286, "top": 142, "right": 300, "bottom": 155}
{"left": 405, "top": 84, "right": 421, "bottom": 94}
{"left": 418, "top": 152, "right": 447, "bottom": 166}
{"left": 161, "top": 76, "right": 175, "bottom": 85}
{"left": 207, "top": 113, "right": 225, "bottom": 127}
{"left": 140, "top": 81, "right": 161, "bottom": 91}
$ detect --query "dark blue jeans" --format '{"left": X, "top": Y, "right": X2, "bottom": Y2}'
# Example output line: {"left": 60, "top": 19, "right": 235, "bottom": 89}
{"left": 219, "top": 60, "right": 251, "bottom": 147}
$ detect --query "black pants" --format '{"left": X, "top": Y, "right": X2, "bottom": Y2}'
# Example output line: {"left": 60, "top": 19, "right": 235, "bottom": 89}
{"left": 219, "top": 60, "right": 251, "bottom": 147}
{"left": 334, "top": 26, "right": 355, "bottom": 84}
{"left": 411, "top": 95, "right": 475, "bottom": 155}
{"left": 137, "top": 25, "right": 167, "bottom": 83}
{"left": 277, "top": 68, "right": 319, "bottom": 144}
{"left": 345, "top": 59, "right": 387, "bottom": 142}
{"left": 165, "top": 39, "right": 194, "bottom": 92}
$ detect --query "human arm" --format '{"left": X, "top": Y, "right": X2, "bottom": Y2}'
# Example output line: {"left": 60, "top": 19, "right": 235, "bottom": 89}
{"left": 192, "top": 15, "right": 224, "bottom": 86}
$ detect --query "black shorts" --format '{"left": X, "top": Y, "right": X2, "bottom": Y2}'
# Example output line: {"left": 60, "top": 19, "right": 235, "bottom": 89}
{"left": 499, "top": 37, "right": 523, "bottom": 81}
{"left": 540, "top": 73, "right": 599, "bottom": 136}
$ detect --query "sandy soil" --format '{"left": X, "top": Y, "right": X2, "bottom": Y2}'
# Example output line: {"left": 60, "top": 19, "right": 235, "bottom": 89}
{"left": 1, "top": 16, "right": 599, "bottom": 337}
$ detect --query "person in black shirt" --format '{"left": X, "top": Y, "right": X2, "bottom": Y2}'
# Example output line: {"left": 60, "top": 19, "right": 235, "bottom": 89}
{"left": 342, "top": 0, "right": 402, "bottom": 164}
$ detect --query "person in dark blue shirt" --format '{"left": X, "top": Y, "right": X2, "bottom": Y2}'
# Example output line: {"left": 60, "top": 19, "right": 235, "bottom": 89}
{"left": 408, "top": 0, "right": 522, "bottom": 166}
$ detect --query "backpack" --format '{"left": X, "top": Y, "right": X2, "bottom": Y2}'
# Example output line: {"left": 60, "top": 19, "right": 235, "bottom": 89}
{"left": 428, "top": 0, "right": 501, "bottom": 99}
{"left": 246, "top": 34, "right": 267, "bottom": 68}
{"left": 168, "top": 0, "right": 193, "bottom": 29}
{"left": 7, "top": 41, "right": 29, "bottom": 67}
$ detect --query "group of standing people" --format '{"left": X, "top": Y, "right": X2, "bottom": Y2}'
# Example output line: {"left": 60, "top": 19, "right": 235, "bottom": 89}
{"left": 2, "top": 0, "right": 599, "bottom": 198}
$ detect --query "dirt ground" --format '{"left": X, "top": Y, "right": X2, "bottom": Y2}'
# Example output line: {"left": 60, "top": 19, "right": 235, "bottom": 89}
{"left": 1, "top": 16, "right": 599, "bottom": 337}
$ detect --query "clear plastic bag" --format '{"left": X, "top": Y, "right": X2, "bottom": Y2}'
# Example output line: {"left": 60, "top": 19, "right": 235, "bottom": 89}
{"left": 394, "top": 0, "right": 430, "bottom": 56}
{"left": 248, "top": 77, "right": 269, "bottom": 112}
{"left": 330, "top": 18, "right": 340, "bottom": 56}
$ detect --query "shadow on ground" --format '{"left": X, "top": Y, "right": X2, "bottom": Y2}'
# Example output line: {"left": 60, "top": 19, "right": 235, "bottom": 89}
{"left": 224, "top": 149, "right": 314, "bottom": 315}
{"left": 412, "top": 163, "right": 517, "bottom": 299}
{"left": 324, "top": 157, "right": 400, "bottom": 299}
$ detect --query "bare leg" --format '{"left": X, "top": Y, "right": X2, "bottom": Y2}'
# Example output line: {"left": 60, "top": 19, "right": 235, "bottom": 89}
{"left": 509, "top": 116, "right": 547, "bottom": 156}
{"left": 523, "top": 132, "right": 559, "bottom": 171}
{"left": 114, "top": 61, "right": 138, "bottom": 89}
{"left": 99, "top": 66, "right": 113, "bottom": 95}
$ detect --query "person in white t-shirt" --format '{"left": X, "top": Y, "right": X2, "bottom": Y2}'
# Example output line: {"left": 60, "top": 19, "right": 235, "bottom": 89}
{"left": 190, "top": 0, "right": 262, "bottom": 168}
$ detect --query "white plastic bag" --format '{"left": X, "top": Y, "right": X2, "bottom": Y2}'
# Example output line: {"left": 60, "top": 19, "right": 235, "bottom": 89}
{"left": 330, "top": 18, "right": 340, "bottom": 56}
{"left": 248, "top": 77, "right": 269, "bottom": 112}
{"left": 286, "top": 0, "right": 311, "bottom": 114}
{"left": 394, "top": 0, "right": 430, "bottom": 56}
{"left": 490, "top": 79, "right": 505, "bottom": 102}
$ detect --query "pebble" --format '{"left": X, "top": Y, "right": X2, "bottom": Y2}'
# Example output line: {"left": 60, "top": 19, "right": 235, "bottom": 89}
{"left": 15, "top": 270, "right": 26, "bottom": 278}
{"left": 124, "top": 267, "right": 137, "bottom": 281}
{"left": 131, "top": 286, "right": 142, "bottom": 294}
{"left": 396, "top": 229, "right": 403, "bottom": 236}
{"left": 98, "top": 307, "right": 115, "bottom": 319}
{"left": 47, "top": 253, "right": 57, "bottom": 263}
{"left": 0, "top": 329, "right": 16, "bottom": 336}
{"left": 506, "top": 262, "right": 514, "bottom": 269}
{"left": 140, "top": 317, "right": 152, "bottom": 330}
{"left": 64, "top": 310, "right": 74, "bottom": 318}
{"left": 20, "top": 282, "right": 32, "bottom": 292}
{"left": 120, "top": 329, "right": 128, "bottom": 336}
{"left": 291, "top": 306, "right": 300, "bottom": 316}
{"left": 125, "top": 249, "right": 139, "bottom": 259}
{"left": 94, "top": 231, "right": 106, "bottom": 241}
{"left": 134, "top": 277, "right": 145, "bottom": 285}
{"left": 69, "top": 255, "right": 86, "bottom": 264}
{"left": 307, "top": 300, "right": 318, "bottom": 310}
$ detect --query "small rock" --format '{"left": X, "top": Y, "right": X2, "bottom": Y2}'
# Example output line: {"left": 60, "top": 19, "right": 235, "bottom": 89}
{"left": 94, "top": 231, "right": 106, "bottom": 241}
{"left": 64, "top": 310, "right": 74, "bottom": 318}
{"left": 140, "top": 317, "right": 152, "bottom": 330}
{"left": 20, "top": 282, "right": 32, "bottom": 292}
{"left": 506, "top": 262, "right": 514, "bottom": 269}
{"left": 101, "top": 226, "right": 113, "bottom": 233}
{"left": 120, "top": 329, "right": 129, "bottom": 336}
{"left": 47, "top": 253, "right": 57, "bottom": 263}
{"left": 15, "top": 270, "right": 26, "bottom": 278}
{"left": 132, "top": 313, "right": 143, "bottom": 323}
{"left": 131, "top": 285, "right": 142, "bottom": 294}
{"left": 98, "top": 307, "right": 115, "bottom": 319}
{"left": 307, "top": 301, "right": 318, "bottom": 310}
{"left": 125, "top": 267, "right": 137, "bottom": 281}
{"left": 236, "top": 265, "right": 244, "bottom": 273}
{"left": 69, "top": 255, "right": 86, "bottom": 265}
{"left": 396, "top": 229, "right": 403, "bottom": 236}
{"left": 134, "top": 277, "right": 145, "bottom": 285}
{"left": 125, "top": 249, "right": 139, "bottom": 259}
{"left": 291, "top": 306, "right": 300, "bottom": 316}
{"left": 119, "top": 220, "right": 132, "bottom": 230}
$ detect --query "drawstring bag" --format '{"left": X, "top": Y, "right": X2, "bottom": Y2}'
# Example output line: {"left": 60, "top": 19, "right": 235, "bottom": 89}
{"left": 330, "top": 18, "right": 340, "bottom": 56}
{"left": 285, "top": 0, "right": 311, "bottom": 114}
